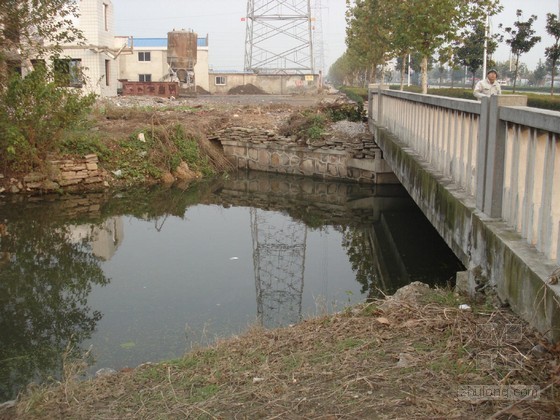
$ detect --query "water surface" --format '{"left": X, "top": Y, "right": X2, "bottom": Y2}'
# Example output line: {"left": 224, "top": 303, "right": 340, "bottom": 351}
{"left": 0, "top": 172, "right": 463, "bottom": 401}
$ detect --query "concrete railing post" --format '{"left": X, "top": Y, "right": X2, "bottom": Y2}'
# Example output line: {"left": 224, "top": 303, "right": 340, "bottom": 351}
{"left": 377, "top": 84, "right": 387, "bottom": 126}
{"left": 368, "top": 84, "right": 376, "bottom": 132}
{"left": 476, "top": 95, "right": 528, "bottom": 217}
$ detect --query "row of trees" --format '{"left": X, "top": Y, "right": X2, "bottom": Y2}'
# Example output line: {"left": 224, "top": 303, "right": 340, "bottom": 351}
{"left": 330, "top": 0, "right": 560, "bottom": 95}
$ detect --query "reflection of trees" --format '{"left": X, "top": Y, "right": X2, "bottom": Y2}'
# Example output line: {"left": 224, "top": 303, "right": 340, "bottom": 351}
{"left": 0, "top": 219, "right": 109, "bottom": 402}
{"left": 341, "top": 226, "right": 381, "bottom": 299}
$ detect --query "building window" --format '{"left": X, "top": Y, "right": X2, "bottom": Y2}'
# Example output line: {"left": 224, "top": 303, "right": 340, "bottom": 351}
{"left": 103, "top": 3, "right": 109, "bottom": 31}
{"left": 139, "top": 74, "right": 152, "bottom": 82}
{"left": 53, "top": 58, "right": 83, "bottom": 87}
{"left": 105, "top": 60, "right": 110, "bottom": 86}
{"left": 138, "top": 52, "right": 151, "bottom": 62}
{"left": 215, "top": 76, "right": 226, "bottom": 85}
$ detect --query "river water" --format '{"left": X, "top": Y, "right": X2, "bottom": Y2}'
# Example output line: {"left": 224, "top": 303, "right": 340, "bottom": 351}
{"left": 0, "top": 171, "right": 464, "bottom": 402}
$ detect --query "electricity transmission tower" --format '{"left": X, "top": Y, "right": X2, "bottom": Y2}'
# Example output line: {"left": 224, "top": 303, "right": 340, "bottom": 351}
{"left": 244, "top": 0, "right": 315, "bottom": 74}
{"left": 251, "top": 208, "right": 307, "bottom": 328}
{"left": 312, "top": 0, "right": 325, "bottom": 76}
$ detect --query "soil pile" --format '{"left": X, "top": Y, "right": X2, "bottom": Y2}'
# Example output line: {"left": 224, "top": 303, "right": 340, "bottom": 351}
{"left": 228, "top": 84, "right": 267, "bottom": 95}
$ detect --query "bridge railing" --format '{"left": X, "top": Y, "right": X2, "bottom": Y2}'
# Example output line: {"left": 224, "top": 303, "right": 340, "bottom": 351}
{"left": 369, "top": 86, "right": 560, "bottom": 264}
{"left": 499, "top": 105, "right": 560, "bottom": 264}
{"left": 369, "top": 87, "right": 480, "bottom": 197}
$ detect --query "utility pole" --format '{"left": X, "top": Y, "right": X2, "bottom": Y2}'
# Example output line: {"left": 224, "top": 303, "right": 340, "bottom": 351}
{"left": 482, "top": 13, "right": 489, "bottom": 78}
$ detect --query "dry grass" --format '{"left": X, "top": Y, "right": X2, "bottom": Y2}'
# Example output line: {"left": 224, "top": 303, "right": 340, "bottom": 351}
{"left": 4, "top": 285, "right": 560, "bottom": 420}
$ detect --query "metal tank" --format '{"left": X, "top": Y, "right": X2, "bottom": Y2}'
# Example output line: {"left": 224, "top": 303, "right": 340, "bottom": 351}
{"left": 167, "top": 30, "right": 198, "bottom": 87}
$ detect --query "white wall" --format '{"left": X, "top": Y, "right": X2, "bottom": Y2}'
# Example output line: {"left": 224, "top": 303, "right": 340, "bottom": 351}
{"left": 54, "top": 0, "right": 119, "bottom": 96}
{"left": 118, "top": 45, "right": 210, "bottom": 92}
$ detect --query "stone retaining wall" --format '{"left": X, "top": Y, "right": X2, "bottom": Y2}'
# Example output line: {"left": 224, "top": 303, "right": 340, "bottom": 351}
{"left": 1, "top": 154, "right": 107, "bottom": 194}
{"left": 210, "top": 127, "right": 397, "bottom": 184}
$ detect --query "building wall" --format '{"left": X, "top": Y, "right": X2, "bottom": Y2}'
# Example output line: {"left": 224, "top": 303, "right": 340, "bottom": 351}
{"left": 118, "top": 46, "right": 210, "bottom": 92}
{"left": 119, "top": 48, "right": 168, "bottom": 82}
{"left": 195, "top": 48, "right": 209, "bottom": 92}
{"left": 56, "top": 0, "right": 119, "bottom": 96}
{"left": 208, "top": 73, "right": 319, "bottom": 95}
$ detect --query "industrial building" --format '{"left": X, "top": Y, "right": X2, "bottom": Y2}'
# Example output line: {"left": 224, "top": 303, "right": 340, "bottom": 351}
{"left": 117, "top": 35, "right": 210, "bottom": 94}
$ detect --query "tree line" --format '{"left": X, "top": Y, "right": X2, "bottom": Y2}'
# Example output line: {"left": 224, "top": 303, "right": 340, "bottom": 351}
{"left": 329, "top": 0, "right": 560, "bottom": 95}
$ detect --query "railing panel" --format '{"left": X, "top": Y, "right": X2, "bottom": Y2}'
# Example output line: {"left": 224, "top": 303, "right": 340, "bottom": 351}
{"left": 375, "top": 91, "right": 480, "bottom": 197}
{"left": 370, "top": 88, "right": 559, "bottom": 264}
{"left": 501, "top": 112, "right": 560, "bottom": 264}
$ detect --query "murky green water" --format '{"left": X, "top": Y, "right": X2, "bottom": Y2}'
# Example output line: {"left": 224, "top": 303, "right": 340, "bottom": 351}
{"left": 0, "top": 171, "right": 463, "bottom": 401}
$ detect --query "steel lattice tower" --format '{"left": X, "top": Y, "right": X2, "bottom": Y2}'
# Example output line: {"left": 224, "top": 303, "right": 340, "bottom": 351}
{"left": 251, "top": 209, "right": 307, "bottom": 328}
{"left": 312, "top": 0, "right": 325, "bottom": 76}
{"left": 244, "top": 0, "right": 315, "bottom": 74}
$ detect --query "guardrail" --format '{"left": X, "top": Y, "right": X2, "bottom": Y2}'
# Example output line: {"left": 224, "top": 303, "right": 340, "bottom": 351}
{"left": 369, "top": 86, "right": 560, "bottom": 264}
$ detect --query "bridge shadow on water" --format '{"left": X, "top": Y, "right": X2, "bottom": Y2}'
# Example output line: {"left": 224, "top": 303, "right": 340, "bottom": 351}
{"left": 0, "top": 171, "right": 464, "bottom": 402}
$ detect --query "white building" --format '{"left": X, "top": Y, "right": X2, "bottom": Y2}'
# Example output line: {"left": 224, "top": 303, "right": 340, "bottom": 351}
{"left": 50, "top": 0, "right": 131, "bottom": 96}
{"left": 117, "top": 37, "right": 210, "bottom": 93}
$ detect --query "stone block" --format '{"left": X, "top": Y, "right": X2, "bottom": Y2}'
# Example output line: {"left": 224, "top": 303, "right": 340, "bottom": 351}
{"left": 25, "top": 182, "right": 43, "bottom": 189}
{"left": 59, "top": 179, "right": 80, "bottom": 186}
{"left": 86, "top": 163, "right": 98, "bottom": 171}
{"left": 23, "top": 172, "right": 46, "bottom": 183}
{"left": 301, "top": 159, "right": 314, "bottom": 175}
{"left": 84, "top": 177, "right": 103, "bottom": 184}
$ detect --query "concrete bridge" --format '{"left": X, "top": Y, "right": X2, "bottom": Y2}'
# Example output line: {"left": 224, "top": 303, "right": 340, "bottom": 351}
{"left": 368, "top": 86, "right": 560, "bottom": 341}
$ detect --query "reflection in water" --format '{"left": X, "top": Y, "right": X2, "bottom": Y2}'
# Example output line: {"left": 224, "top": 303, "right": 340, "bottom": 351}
{"left": 0, "top": 216, "right": 109, "bottom": 402}
{"left": 68, "top": 217, "right": 124, "bottom": 261}
{"left": 0, "top": 172, "right": 464, "bottom": 402}
{"left": 251, "top": 209, "right": 306, "bottom": 328}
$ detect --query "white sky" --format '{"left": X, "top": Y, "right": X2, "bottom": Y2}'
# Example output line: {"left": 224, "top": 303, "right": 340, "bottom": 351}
{"left": 113, "top": 0, "right": 559, "bottom": 72}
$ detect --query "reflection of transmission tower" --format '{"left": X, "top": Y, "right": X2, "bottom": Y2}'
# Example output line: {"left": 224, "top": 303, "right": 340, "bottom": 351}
{"left": 244, "top": 0, "right": 315, "bottom": 74}
{"left": 251, "top": 209, "right": 307, "bottom": 328}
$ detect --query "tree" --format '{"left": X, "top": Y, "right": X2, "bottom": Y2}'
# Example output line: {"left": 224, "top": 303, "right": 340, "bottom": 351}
{"left": 545, "top": 13, "right": 560, "bottom": 95}
{"left": 0, "top": 0, "right": 83, "bottom": 88}
{"left": 503, "top": 9, "right": 541, "bottom": 92}
{"left": 0, "top": 67, "right": 96, "bottom": 171}
{"left": 531, "top": 60, "right": 548, "bottom": 87}
{"left": 454, "top": 21, "right": 500, "bottom": 88}
{"left": 345, "top": 0, "right": 393, "bottom": 85}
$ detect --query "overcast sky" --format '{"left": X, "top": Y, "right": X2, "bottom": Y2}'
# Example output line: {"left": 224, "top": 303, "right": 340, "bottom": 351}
{"left": 113, "top": 0, "right": 559, "bottom": 72}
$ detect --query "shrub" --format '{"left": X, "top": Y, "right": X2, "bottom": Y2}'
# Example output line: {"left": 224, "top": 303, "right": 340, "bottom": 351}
{"left": 0, "top": 67, "right": 97, "bottom": 172}
{"left": 107, "top": 123, "right": 214, "bottom": 182}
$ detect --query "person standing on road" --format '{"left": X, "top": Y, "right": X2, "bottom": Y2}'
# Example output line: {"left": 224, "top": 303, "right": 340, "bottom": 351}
{"left": 473, "top": 69, "right": 501, "bottom": 99}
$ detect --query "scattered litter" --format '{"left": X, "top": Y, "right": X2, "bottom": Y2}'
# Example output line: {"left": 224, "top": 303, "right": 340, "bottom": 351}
{"left": 396, "top": 353, "right": 418, "bottom": 368}
{"left": 375, "top": 317, "right": 391, "bottom": 325}
{"left": 0, "top": 400, "right": 16, "bottom": 409}
{"left": 458, "top": 304, "right": 471, "bottom": 311}
{"left": 95, "top": 368, "right": 117, "bottom": 377}
{"left": 252, "top": 377, "right": 265, "bottom": 384}
{"left": 138, "top": 133, "right": 146, "bottom": 142}
{"left": 112, "top": 169, "right": 122, "bottom": 177}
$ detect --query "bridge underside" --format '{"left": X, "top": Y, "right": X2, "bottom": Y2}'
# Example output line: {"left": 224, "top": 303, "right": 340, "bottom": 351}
{"left": 373, "top": 125, "right": 560, "bottom": 342}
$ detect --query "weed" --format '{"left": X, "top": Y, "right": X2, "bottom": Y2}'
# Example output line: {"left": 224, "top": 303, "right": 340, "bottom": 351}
{"left": 336, "top": 338, "right": 364, "bottom": 351}
{"left": 189, "top": 384, "right": 219, "bottom": 403}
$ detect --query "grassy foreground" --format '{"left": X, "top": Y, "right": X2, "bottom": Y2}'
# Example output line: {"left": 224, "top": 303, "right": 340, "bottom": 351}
{"left": 3, "top": 284, "right": 559, "bottom": 419}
